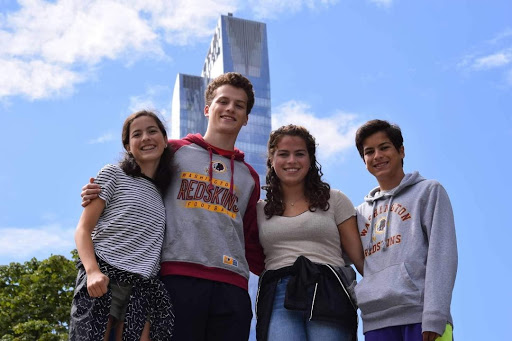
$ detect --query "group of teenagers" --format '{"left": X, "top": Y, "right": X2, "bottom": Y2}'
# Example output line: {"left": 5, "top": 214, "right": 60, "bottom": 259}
{"left": 69, "top": 72, "right": 457, "bottom": 341}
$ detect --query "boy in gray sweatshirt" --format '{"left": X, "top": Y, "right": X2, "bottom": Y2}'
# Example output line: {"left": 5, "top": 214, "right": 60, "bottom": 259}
{"left": 354, "top": 119, "right": 457, "bottom": 341}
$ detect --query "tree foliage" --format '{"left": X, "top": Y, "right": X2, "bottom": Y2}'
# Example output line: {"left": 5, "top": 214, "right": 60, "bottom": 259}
{"left": 0, "top": 251, "right": 78, "bottom": 340}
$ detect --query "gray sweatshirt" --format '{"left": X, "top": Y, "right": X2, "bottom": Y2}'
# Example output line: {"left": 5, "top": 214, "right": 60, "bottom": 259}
{"left": 355, "top": 171, "right": 457, "bottom": 335}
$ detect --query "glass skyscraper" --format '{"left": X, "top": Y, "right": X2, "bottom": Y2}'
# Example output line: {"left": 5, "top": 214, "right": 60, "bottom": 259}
{"left": 171, "top": 14, "right": 271, "bottom": 182}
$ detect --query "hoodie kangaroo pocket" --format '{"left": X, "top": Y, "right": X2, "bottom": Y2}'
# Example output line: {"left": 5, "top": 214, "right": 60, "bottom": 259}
{"left": 355, "top": 262, "right": 421, "bottom": 315}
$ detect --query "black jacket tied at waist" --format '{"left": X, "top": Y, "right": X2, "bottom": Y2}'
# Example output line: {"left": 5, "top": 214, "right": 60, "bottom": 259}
{"left": 69, "top": 258, "right": 174, "bottom": 341}
{"left": 256, "top": 256, "right": 358, "bottom": 341}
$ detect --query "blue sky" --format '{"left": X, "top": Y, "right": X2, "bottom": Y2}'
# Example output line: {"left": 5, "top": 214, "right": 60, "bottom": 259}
{"left": 1, "top": 0, "right": 511, "bottom": 339}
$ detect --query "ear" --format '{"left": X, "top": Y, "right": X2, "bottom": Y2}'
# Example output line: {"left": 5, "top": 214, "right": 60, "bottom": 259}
{"left": 243, "top": 114, "right": 249, "bottom": 126}
{"left": 399, "top": 145, "right": 405, "bottom": 159}
{"left": 204, "top": 105, "right": 210, "bottom": 118}
{"left": 125, "top": 144, "right": 130, "bottom": 152}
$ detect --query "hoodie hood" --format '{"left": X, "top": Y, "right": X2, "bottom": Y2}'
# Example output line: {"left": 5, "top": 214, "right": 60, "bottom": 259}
{"left": 364, "top": 171, "right": 426, "bottom": 204}
{"left": 183, "top": 133, "right": 246, "bottom": 161}
{"left": 182, "top": 133, "right": 244, "bottom": 195}
{"left": 363, "top": 171, "right": 426, "bottom": 251}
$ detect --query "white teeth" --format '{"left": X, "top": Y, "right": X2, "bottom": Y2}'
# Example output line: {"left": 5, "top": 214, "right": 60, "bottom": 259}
{"left": 141, "top": 145, "right": 156, "bottom": 150}
{"left": 285, "top": 168, "right": 299, "bottom": 172}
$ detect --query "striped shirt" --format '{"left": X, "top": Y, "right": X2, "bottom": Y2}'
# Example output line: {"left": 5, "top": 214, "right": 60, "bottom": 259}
{"left": 92, "top": 164, "right": 165, "bottom": 278}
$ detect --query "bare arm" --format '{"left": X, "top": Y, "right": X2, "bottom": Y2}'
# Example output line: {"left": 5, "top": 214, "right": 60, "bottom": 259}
{"left": 338, "top": 216, "right": 364, "bottom": 276}
{"left": 81, "top": 177, "right": 101, "bottom": 207}
{"left": 75, "top": 197, "right": 109, "bottom": 297}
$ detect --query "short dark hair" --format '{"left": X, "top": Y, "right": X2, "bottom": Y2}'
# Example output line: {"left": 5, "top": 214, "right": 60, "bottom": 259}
{"left": 263, "top": 124, "right": 330, "bottom": 218}
{"left": 120, "top": 110, "right": 173, "bottom": 195}
{"left": 205, "top": 72, "right": 255, "bottom": 114}
{"left": 355, "top": 119, "right": 404, "bottom": 162}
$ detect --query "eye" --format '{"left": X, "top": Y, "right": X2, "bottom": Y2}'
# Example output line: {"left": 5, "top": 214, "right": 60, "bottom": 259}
{"left": 364, "top": 149, "right": 373, "bottom": 155}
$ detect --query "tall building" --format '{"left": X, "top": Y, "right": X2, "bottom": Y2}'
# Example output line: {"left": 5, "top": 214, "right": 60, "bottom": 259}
{"left": 171, "top": 14, "right": 271, "bottom": 182}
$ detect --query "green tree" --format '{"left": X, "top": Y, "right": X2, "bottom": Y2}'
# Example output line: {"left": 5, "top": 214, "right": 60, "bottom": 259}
{"left": 0, "top": 251, "right": 77, "bottom": 340}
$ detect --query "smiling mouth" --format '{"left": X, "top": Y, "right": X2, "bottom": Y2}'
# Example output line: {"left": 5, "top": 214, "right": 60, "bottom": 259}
{"left": 373, "top": 161, "right": 388, "bottom": 169}
{"left": 141, "top": 145, "right": 156, "bottom": 151}
{"left": 220, "top": 115, "right": 236, "bottom": 121}
{"left": 284, "top": 168, "right": 300, "bottom": 172}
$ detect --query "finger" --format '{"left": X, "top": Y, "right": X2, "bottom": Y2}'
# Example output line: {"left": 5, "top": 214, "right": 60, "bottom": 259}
{"left": 89, "top": 177, "right": 95, "bottom": 184}
{"left": 81, "top": 199, "right": 90, "bottom": 207}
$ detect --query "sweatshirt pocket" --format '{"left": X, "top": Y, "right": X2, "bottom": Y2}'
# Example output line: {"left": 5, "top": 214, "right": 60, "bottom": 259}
{"left": 355, "top": 262, "right": 421, "bottom": 315}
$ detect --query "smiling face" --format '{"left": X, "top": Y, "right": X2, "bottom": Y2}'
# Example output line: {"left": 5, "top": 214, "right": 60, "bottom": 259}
{"left": 204, "top": 84, "right": 249, "bottom": 136}
{"left": 271, "top": 135, "right": 311, "bottom": 188}
{"left": 362, "top": 131, "right": 405, "bottom": 190}
{"left": 125, "top": 115, "right": 167, "bottom": 168}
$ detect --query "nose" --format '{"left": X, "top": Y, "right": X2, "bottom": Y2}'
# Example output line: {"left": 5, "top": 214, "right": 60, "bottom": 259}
{"left": 142, "top": 132, "right": 150, "bottom": 141}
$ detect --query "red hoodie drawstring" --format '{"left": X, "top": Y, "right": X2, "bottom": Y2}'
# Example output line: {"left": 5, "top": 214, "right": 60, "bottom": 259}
{"left": 229, "top": 154, "right": 235, "bottom": 195}
{"left": 208, "top": 147, "right": 214, "bottom": 191}
{"left": 208, "top": 144, "right": 235, "bottom": 195}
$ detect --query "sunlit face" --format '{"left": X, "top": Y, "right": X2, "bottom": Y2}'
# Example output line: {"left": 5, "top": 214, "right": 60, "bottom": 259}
{"left": 205, "top": 84, "right": 249, "bottom": 135}
{"left": 271, "top": 135, "right": 311, "bottom": 188}
{"left": 362, "top": 131, "right": 405, "bottom": 189}
{"left": 125, "top": 115, "right": 167, "bottom": 167}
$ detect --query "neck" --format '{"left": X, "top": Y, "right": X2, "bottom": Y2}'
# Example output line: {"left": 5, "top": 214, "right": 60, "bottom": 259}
{"left": 138, "top": 161, "right": 159, "bottom": 179}
{"left": 378, "top": 171, "right": 405, "bottom": 191}
{"left": 203, "top": 131, "right": 237, "bottom": 151}
{"left": 281, "top": 183, "right": 306, "bottom": 202}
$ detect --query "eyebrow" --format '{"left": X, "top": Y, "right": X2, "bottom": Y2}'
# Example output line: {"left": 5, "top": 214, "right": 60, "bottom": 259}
{"left": 277, "top": 148, "right": 307, "bottom": 152}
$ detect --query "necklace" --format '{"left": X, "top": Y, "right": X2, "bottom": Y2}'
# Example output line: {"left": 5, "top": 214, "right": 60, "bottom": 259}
{"left": 285, "top": 196, "right": 305, "bottom": 207}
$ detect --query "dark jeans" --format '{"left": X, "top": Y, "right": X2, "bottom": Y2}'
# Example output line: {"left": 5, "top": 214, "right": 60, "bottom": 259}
{"left": 161, "top": 275, "right": 252, "bottom": 341}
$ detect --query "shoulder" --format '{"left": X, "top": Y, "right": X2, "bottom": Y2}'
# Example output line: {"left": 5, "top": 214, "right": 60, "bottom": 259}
{"left": 329, "top": 188, "right": 354, "bottom": 205}
{"left": 257, "top": 200, "right": 266, "bottom": 213}
{"left": 97, "top": 164, "right": 122, "bottom": 178}
{"left": 169, "top": 138, "right": 194, "bottom": 151}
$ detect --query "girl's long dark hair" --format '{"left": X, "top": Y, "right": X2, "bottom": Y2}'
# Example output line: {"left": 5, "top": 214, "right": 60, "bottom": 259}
{"left": 263, "top": 124, "right": 330, "bottom": 219}
{"left": 119, "top": 110, "right": 173, "bottom": 196}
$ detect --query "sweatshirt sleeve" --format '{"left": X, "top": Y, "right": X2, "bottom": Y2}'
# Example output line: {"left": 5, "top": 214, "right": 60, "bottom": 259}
{"left": 421, "top": 182, "right": 458, "bottom": 335}
{"left": 243, "top": 165, "right": 265, "bottom": 276}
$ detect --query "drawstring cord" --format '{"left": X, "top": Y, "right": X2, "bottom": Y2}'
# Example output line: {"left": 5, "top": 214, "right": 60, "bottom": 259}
{"left": 208, "top": 147, "right": 214, "bottom": 191}
{"left": 207, "top": 146, "right": 235, "bottom": 195}
{"left": 229, "top": 154, "right": 235, "bottom": 195}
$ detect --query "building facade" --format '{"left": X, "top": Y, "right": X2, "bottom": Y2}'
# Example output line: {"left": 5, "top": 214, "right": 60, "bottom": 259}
{"left": 171, "top": 14, "right": 271, "bottom": 182}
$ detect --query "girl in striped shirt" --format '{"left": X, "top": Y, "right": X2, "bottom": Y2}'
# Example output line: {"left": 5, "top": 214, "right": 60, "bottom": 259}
{"left": 70, "top": 110, "right": 174, "bottom": 341}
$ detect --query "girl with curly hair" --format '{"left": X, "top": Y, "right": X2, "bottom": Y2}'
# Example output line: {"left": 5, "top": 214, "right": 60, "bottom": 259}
{"left": 256, "top": 125, "right": 364, "bottom": 341}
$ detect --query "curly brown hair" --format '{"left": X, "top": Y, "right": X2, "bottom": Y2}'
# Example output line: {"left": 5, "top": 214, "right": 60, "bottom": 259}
{"left": 263, "top": 125, "right": 330, "bottom": 218}
{"left": 205, "top": 72, "right": 255, "bottom": 114}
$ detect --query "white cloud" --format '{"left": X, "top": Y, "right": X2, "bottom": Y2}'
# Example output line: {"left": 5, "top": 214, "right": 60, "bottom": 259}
{"left": 457, "top": 29, "right": 512, "bottom": 86}
{"left": 272, "top": 100, "right": 361, "bottom": 159}
{"left": 0, "top": 0, "right": 236, "bottom": 100}
{"left": 248, "top": 0, "right": 338, "bottom": 19}
{"left": 88, "top": 132, "right": 115, "bottom": 144}
{"left": 0, "top": 224, "right": 75, "bottom": 263}
{"left": 1, "top": 0, "right": 350, "bottom": 100}
{"left": 0, "top": 58, "right": 83, "bottom": 99}
{"left": 472, "top": 49, "right": 512, "bottom": 70}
